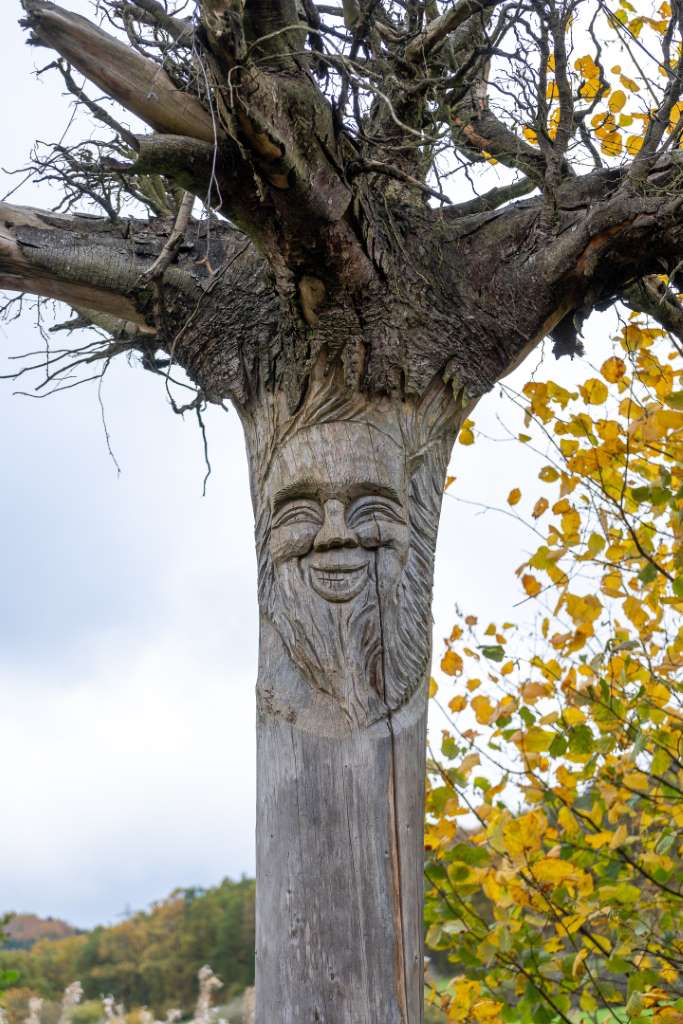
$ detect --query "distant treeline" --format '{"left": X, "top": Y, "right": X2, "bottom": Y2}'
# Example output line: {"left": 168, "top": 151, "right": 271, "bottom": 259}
{"left": 0, "top": 879, "right": 255, "bottom": 1014}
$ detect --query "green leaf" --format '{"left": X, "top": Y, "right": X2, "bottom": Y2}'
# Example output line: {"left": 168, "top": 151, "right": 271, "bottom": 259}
{"left": 569, "top": 724, "right": 594, "bottom": 755}
{"left": 650, "top": 486, "right": 672, "bottom": 506}
{"left": 549, "top": 733, "right": 568, "bottom": 757}
{"left": 448, "top": 842, "right": 490, "bottom": 866}
{"left": 478, "top": 644, "right": 505, "bottom": 662}
{"left": 602, "top": 882, "right": 641, "bottom": 903}
{"left": 638, "top": 562, "right": 658, "bottom": 584}
{"left": 664, "top": 390, "right": 683, "bottom": 410}
{"left": 519, "top": 706, "right": 536, "bottom": 727}
{"left": 656, "top": 832, "right": 675, "bottom": 854}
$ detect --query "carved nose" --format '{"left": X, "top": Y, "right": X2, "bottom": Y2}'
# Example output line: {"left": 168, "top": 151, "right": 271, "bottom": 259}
{"left": 313, "top": 499, "right": 357, "bottom": 551}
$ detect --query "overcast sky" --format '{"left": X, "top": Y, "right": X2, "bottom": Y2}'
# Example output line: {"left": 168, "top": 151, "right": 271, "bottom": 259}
{"left": 0, "top": 1, "right": 614, "bottom": 930}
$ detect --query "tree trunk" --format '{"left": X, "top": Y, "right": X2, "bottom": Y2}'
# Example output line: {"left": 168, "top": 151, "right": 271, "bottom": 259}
{"left": 240, "top": 365, "right": 461, "bottom": 1023}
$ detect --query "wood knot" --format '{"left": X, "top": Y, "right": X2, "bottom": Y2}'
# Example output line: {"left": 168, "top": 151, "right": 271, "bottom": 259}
{"left": 298, "top": 275, "right": 326, "bottom": 326}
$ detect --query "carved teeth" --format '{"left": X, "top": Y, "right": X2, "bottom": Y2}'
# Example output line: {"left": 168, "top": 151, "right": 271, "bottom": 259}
{"left": 310, "top": 564, "right": 367, "bottom": 602}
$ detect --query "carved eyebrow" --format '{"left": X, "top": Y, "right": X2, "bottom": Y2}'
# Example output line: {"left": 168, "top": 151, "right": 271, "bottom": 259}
{"left": 348, "top": 484, "right": 403, "bottom": 504}
{"left": 271, "top": 483, "right": 320, "bottom": 511}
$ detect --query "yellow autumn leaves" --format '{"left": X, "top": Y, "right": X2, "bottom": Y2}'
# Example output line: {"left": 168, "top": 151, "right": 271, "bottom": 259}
{"left": 426, "top": 308, "right": 683, "bottom": 1024}
{"left": 519, "top": 0, "right": 678, "bottom": 163}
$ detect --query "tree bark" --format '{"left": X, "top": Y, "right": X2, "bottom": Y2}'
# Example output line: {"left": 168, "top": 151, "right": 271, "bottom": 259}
{"left": 239, "top": 368, "right": 461, "bottom": 1022}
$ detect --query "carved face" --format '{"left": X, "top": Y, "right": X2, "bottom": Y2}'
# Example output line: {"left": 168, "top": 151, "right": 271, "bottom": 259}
{"left": 268, "top": 422, "right": 410, "bottom": 604}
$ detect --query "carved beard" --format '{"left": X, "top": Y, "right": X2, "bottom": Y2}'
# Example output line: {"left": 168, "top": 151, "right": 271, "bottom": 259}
{"left": 269, "top": 542, "right": 432, "bottom": 728}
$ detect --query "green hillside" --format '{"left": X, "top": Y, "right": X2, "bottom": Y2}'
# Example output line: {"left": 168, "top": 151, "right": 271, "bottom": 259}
{"left": 0, "top": 879, "right": 255, "bottom": 1015}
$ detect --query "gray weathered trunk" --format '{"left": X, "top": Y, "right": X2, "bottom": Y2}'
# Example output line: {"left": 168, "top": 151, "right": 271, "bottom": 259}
{"left": 240, "top": 365, "right": 460, "bottom": 1023}
{"left": 256, "top": 672, "right": 427, "bottom": 1022}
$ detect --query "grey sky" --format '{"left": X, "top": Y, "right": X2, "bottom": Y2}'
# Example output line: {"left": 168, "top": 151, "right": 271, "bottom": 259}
{"left": 0, "top": 1, "right": 614, "bottom": 930}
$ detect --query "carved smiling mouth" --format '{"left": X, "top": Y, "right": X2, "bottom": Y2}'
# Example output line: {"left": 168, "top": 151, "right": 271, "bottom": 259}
{"left": 310, "top": 562, "right": 368, "bottom": 602}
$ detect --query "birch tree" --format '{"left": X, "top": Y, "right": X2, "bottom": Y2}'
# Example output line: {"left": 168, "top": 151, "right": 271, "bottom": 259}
{"left": 3, "top": 0, "right": 683, "bottom": 1020}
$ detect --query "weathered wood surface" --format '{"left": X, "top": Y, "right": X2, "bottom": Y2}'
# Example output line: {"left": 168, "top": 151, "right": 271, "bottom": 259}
{"left": 242, "top": 368, "right": 460, "bottom": 1022}
{"left": 257, "top": 686, "right": 427, "bottom": 1022}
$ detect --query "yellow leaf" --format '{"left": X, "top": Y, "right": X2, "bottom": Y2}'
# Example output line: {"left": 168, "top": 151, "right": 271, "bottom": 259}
{"left": 448, "top": 695, "right": 467, "bottom": 713}
{"left": 626, "top": 134, "right": 644, "bottom": 155}
{"left": 539, "top": 466, "right": 560, "bottom": 482}
{"left": 522, "top": 574, "right": 542, "bottom": 597}
{"left": 481, "top": 871, "right": 502, "bottom": 902}
{"left": 441, "top": 650, "right": 464, "bottom": 676}
{"left": 472, "top": 695, "right": 495, "bottom": 725}
{"left": 620, "top": 73, "right": 640, "bottom": 92}
{"left": 532, "top": 497, "right": 549, "bottom": 518}
{"left": 445, "top": 475, "right": 456, "bottom": 490}
{"left": 521, "top": 727, "right": 555, "bottom": 752}
{"left": 448, "top": 979, "right": 481, "bottom": 1021}
{"left": 558, "top": 806, "right": 579, "bottom": 835}
{"left": 623, "top": 770, "right": 648, "bottom": 791}
{"left": 610, "top": 824, "right": 628, "bottom": 849}
{"left": 572, "top": 948, "right": 589, "bottom": 979}
{"left": 600, "top": 130, "right": 623, "bottom": 157}
{"left": 472, "top": 999, "right": 504, "bottom": 1023}
{"left": 533, "top": 857, "right": 580, "bottom": 884}
{"left": 601, "top": 355, "right": 627, "bottom": 382}
{"left": 564, "top": 593, "right": 602, "bottom": 625}
{"left": 609, "top": 89, "right": 627, "bottom": 112}
{"left": 429, "top": 677, "right": 438, "bottom": 698}
{"left": 601, "top": 571, "right": 624, "bottom": 597}
{"left": 585, "top": 830, "right": 612, "bottom": 848}
{"left": 580, "top": 378, "right": 609, "bottom": 404}
{"left": 507, "top": 487, "right": 522, "bottom": 506}
{"left": 564, "top": 706, "right": 586, "bottom": 726}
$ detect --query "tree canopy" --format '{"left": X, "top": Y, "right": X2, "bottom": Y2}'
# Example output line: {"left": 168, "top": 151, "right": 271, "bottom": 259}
{"left": 2, "top": 0, "right": 683, "bottom": 408}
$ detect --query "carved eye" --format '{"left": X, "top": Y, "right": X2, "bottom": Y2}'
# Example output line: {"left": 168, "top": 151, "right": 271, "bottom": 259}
{"left": 347, "top": 497, "right": 405, "bottom": 529}
{"left": 272, "top": 501, "right": 322, "bottom": 530}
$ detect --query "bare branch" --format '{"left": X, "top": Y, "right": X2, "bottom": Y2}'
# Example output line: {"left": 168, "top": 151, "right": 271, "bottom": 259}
{"left": 117, "top": 0, "right": 193, "bottom": 43}
{"left": 21, "top": 0, "right": 217, "bottom": 143}
{"left": 0, "top": 200, "right": 207, "bottom": 327}
{"left": 141, "top": 191, "right": 194, "bottom": 281}
{"left": 622, "top": 276, "right": 683, "bottom": 354}
{"left": 0, "top": 203, "right": 151, "bottom": 324}
{"left": 444, "top": 175, "right": 535, "bottom": 216}
{"left": 405, "top": 0, "right": 501, "bottom": 63}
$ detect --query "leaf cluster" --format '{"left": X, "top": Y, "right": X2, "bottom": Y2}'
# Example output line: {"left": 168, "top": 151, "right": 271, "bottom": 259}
{"left": 425, "top": 313, "right": 683, "bottom": 1023}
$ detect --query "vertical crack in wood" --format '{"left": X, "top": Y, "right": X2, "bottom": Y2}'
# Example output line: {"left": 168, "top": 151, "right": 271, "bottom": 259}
{"left": 373, "top": 544, "right": 410, "bottom": 1022}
